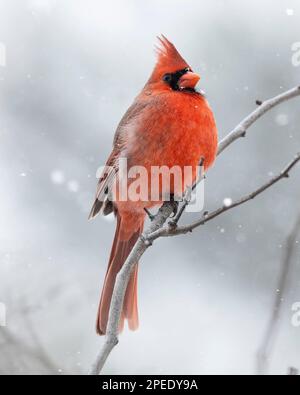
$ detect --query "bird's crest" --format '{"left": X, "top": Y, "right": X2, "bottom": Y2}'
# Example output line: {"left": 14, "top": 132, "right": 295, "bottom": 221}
{"left": 148, "top": 35, "right": 191, "bottom": 82}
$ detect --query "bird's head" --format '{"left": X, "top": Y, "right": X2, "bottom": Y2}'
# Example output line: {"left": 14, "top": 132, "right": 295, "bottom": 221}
{"left": 146, "top": 35, "right": 200, "bottom": 92}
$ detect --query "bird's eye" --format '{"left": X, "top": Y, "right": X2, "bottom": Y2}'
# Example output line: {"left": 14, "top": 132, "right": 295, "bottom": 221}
{"left": 184, "top": 67, "right": 190, "bottom": 73}
{"left": 163, "top": 73, "right": 172, "bottom": 83}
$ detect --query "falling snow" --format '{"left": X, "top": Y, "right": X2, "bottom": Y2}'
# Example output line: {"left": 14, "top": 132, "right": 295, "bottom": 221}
{"left": 1, "top": 0, "right": 299, "bottom": 376}
{"left": 50, "top": 170, "right": 65, "bottom": 185}
{"left": 275, "top": 113, "right": 289, "bottom": 126}
{"left": 223, "top": 198, "right": 232, "bottom": 207}
{"left": 67, "top": 180, "right": 80, "bottom": 193}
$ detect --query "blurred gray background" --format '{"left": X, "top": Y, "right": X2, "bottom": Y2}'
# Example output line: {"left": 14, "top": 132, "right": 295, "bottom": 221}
{"left": 0, "top": 0, "right": 300, "bottom": 375}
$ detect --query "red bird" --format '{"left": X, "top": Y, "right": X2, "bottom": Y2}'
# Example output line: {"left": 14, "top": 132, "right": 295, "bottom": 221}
{"left": 89, "top": 36, "right": 218, "bottom": 335}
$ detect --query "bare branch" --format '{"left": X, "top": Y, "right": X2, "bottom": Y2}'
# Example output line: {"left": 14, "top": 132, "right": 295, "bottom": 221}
{"left": 90, "top": 86, "right": 300, "bottom": 375}
{"left": 148, "top": 153, "right": 300, "bottom": 240}
{"left": 218, "top": 86, "right": 300, "bottom": 155}
{"left": 169, "top": 159, "right": 205, "bottom": 228}
{"left": 257, "top": 212, "right": 300, "bottom": 375}
{"left": 0, "top": 326, "right": 59, "bottom": 374}
{"left": 89, "top": 202, "right": 175, "bottom": 375}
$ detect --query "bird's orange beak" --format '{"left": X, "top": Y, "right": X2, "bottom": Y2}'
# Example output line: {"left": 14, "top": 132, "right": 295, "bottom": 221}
{"left": 178, "top": 71, "right": 200, "bottom": 90}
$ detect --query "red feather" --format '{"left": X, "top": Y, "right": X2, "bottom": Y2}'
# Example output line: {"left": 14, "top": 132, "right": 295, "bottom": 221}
{"left": 90, "top": 36, "right": 218, "bottom": 335}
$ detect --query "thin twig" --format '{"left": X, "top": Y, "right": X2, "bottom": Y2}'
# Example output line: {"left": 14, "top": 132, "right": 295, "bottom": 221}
{"left": 0, "top": 327, "right": 59, "bottom": 374}
{"left": 169, "top": 159, "right": 205, "bottom": 227}
{"left": 89, "top": 202, "right": 175, "bottom": 375}
{"left": 218, "top": 86, "right": 300, "bottom": 155}
{"left": 257, "top": 213, "right": 300, "bottom": 375}
{"left": 90, "top": 86, "right": 300, "bottom": 374}
{"left": 148, "top": 154, "right": 300, "bottom": 241}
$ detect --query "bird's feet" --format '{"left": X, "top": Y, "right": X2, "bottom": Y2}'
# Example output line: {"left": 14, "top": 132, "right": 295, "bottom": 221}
{"left": 144, "top": 207, "right": 155, "bottom": 221}
{"left": 169, "top": 194, "right": 179, "bottom": 218}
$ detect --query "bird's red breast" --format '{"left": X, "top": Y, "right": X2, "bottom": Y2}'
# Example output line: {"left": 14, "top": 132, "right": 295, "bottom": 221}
{"left": 114, "top": 36, "right": 218, "bottom": 220}
{"left": 90, "top": 35, "right": 218, "bottom": 335}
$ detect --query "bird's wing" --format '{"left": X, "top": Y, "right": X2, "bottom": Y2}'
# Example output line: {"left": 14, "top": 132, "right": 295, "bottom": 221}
{"left": 89, "top": 98, "right": 150, "bottom": 219}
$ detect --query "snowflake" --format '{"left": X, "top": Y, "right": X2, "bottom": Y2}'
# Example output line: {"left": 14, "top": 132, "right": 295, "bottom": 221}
{"left": 275, "top": 113, "right": 289, "bottom": 126}
{"left": 223, "top": 198, "right": 232, "bottom": 207}
{"left": 50, "top": 170, "right": 65, "bottom": 185}
{"left": 67, "top": 180, "right": 80, "bottom": 193}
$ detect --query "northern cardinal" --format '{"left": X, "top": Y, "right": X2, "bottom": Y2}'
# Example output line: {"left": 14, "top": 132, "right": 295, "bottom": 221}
{"left": 89, "top": 36, "right": 218, "bottom": 335}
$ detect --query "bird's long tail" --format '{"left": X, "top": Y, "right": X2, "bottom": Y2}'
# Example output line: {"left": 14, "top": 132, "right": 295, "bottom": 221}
{"left": 97, "top": 212, "right": 144, "bottom": 335}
